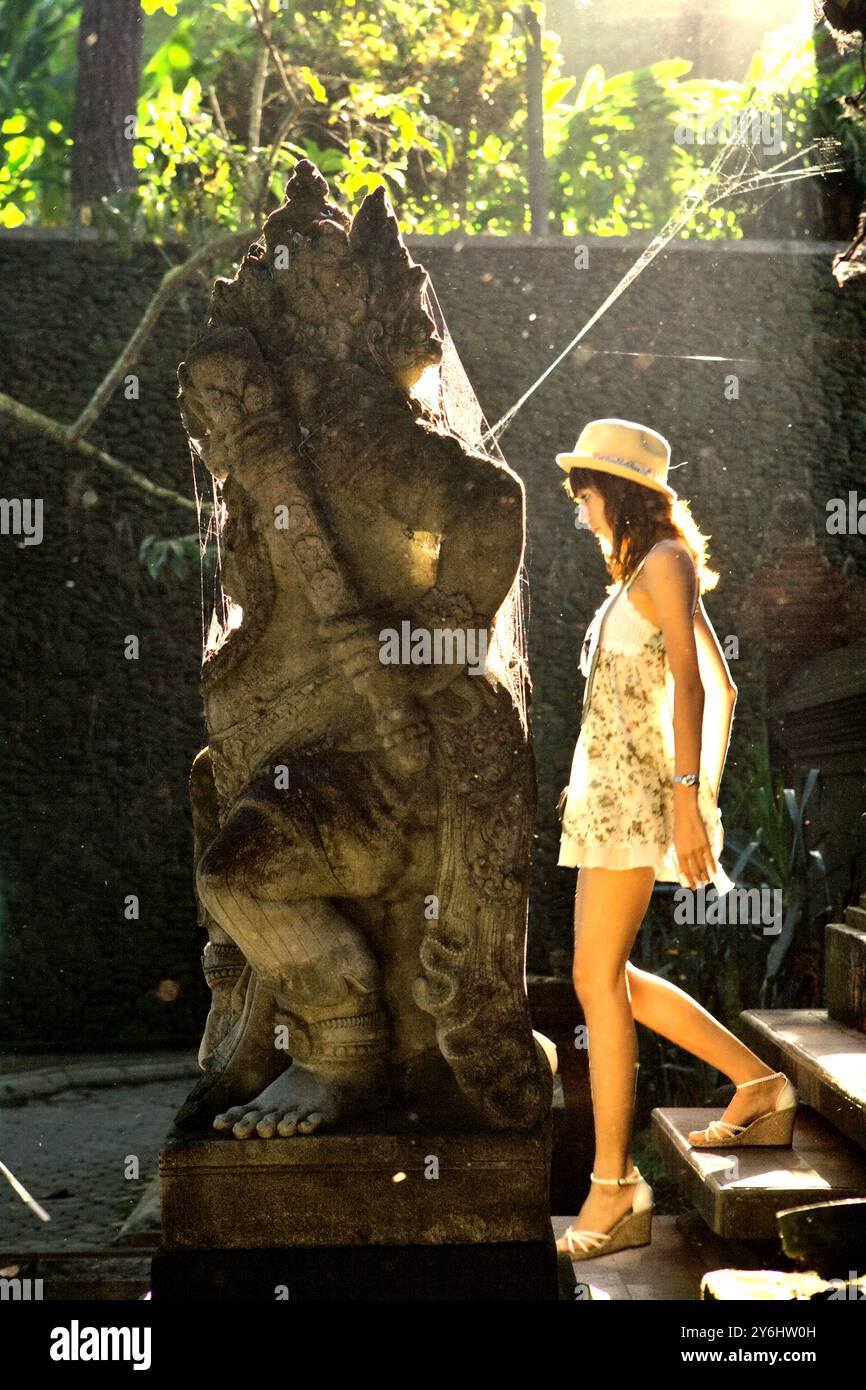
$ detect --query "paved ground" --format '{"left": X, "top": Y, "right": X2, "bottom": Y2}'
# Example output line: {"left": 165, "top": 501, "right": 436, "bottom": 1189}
{"left": 0, "top": 1051, "right": 195, "bottom": 1077}
{"left": 1, "top": 1074, "right": 194, "bottom": 1253}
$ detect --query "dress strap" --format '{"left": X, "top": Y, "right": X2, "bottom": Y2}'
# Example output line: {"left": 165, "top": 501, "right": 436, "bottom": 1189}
{"left": 624, "top": 540, "right": 664, "bottom": 591}
{"left": 625, "top": 542, "right": 700, "bottom": 609}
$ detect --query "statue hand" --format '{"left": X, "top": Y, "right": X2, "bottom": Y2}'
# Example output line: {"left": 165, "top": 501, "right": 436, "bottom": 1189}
{"left": 373, "top": 701, "right": 431, "bottom": 776}
{"left": 317, "top": 615, "right": 430, "bottom": 773}
{"left": 318, "top": 614, "right": 402, "bottom": 690}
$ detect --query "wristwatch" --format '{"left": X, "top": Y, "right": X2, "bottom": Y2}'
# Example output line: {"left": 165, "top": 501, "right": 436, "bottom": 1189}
{"left": 673, "top": 773, "right": 699, "bottom": 786}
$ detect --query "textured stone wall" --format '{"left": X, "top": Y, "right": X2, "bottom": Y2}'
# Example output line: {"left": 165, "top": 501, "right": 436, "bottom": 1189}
{"left": 1, "top": 230, "right": 864, "bottom": 1047}
{"left": 0, "top": 235, "right": 211, "bottom": 1050}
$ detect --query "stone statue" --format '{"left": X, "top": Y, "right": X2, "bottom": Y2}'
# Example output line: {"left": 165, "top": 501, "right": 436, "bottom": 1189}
{"left": 173, "top": 161, "right": 552, "bottom": 1142}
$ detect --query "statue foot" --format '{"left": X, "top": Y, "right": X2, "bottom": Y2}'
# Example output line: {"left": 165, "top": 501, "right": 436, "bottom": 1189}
{"left": 212, "top": 1059, "right": 385, "bottom": 1139}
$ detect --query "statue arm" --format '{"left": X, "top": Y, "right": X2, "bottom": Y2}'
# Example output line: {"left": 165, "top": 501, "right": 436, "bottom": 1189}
{"left": 385, "top": 434, "right": 526, "bottom": 694}
{"left": 179, "top": 327, "right": 430, "bottom": 778}
{"left": 433, "top": 457, "right": 525, "bottom": 622}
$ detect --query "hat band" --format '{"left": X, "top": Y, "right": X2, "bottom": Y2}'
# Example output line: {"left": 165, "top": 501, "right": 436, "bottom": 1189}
{"left": 586, "top": 451, "right": 664, "bottom": 482}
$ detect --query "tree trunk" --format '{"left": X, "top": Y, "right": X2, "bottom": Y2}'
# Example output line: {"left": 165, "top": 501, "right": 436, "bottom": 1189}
{"left": 71, "top": 0, "right": 142, "bottom": 208}
{"left": 522, "top": 6, "right": 549, "bottom": 238}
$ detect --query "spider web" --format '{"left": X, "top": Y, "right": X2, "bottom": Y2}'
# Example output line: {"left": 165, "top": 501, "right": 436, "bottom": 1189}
{"left": 481, "top": 128, "right": 845, "bottom": 449}
{"left": 418, "top": 277, "right": 533, "bottom": 736}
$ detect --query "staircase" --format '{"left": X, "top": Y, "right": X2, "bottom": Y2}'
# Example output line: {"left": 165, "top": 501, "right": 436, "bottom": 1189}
{"left": 650, "top": 897, "right": 866, "bottom": 1247}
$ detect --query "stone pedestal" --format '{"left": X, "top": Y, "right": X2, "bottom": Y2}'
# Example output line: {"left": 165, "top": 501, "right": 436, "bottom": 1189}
{"left": 151, "top": 1123, "right": 569, "bottom": 1300}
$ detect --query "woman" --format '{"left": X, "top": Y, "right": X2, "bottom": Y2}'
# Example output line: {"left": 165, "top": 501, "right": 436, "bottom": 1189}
{"left": 553, "top": 418, "right": 798, "bottom": 1262}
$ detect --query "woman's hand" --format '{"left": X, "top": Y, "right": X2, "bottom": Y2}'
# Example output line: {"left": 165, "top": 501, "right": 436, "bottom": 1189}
{"left": 700, "top": 780, "right": 725, "bottom": 856}
{"left": 674, "top": 791, "right": 717, "bottom": 889}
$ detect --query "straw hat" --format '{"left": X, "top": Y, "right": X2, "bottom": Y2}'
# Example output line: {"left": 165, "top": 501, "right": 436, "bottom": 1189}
{"left": 555, "top": 417, "right": 676, "bottom": 499}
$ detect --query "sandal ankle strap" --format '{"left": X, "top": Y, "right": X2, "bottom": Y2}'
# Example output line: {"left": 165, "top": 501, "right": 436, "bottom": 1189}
{"left": 736, "top": 1070, "right": 784, "bottom": 1091}
{"left": 590, "top": 1165, "right": 642, "bottom": 1186}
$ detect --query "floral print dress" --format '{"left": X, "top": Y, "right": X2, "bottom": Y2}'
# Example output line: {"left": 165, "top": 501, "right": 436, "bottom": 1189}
{"left": 557, "top": 548, "right": 734, "bottom": 894}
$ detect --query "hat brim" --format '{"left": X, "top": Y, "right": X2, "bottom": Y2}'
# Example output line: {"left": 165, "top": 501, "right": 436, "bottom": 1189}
{"left": 556, "top": 451, "right": 677, "bottom": 501}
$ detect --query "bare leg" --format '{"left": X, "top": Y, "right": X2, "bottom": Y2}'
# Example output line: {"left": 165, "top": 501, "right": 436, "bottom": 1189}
{"left": 625, "top": 963, "right": 788, "bottom": 1135}
{"left": 557, "top": 865, "right": 655, "bottom": 1249}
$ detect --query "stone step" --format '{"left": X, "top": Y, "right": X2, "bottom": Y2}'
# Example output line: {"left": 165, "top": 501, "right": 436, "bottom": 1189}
{"left": 845, "top": 904, "right": 866, "bottom": 931}
{"left": 650, "top": 1105, "right": 866, "bottom": 1240}
{"left": 703, "top": 1268, "right": 866, "bottom": 1300}
{"left": 160, "top": 1130, "right": 553, "bottom": 1249}
{"left": 826, "top": 921, "right": 866, "bottom": 1029}
{"left": 739, "top": 1008, "right": 866, "bottom": 1151}
{"left": 778, "top": 1196, "right": 866, "bottom": 1278}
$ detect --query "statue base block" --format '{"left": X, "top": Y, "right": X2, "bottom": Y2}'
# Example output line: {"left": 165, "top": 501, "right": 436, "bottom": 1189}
{"left": 153, "top": 1126, "right": 567, "bottom": 1299}
{"left": 160, "top": 1127, "right": 551, "bottom": 1248}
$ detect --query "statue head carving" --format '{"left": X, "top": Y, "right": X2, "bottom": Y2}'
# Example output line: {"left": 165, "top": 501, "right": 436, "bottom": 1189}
{"left": 207, "top": 159, "right": 443, "bottom": 392}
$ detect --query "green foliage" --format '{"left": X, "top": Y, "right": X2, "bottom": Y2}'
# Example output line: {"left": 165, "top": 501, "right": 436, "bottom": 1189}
{"left": 2, "top": 0, "right": 864, "bottom": 242}
{"left": 546, "top": 57, "right": 743, "bottom": 238}
{"left": 724, "top": 21, "right": 866, "bottom": 236}
{"left": 120, "top": 5, "right": 866, "bottom": 241}
{"left": 725, "top": 732, "right": 832, "bottom": 1007}
{"left": 139, "top": 531, "right": 215, "bottom": 581}
{"left": 0, "top": 0, "right": 78, "bottom": 226}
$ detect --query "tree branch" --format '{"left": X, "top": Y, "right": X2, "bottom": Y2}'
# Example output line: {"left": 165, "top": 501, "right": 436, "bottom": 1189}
{"left": 0, "top": 390, "right": 200, "bottom": 513}
{"left": 247, "top": 0, "right": 270, "bottom": 153}
{"left": 246, "top": 0, "right": 304, "bottom": 219}
{"left": 248, "top": 0, "right": 299, "bottom": 106}
{"left": 68, "top": 226, "right": 257, "bottom": 442}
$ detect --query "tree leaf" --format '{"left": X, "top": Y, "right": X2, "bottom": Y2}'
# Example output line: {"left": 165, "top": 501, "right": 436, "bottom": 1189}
{"left": 543, "top": 77, "right": 576, "bottom": 114}
{"left": 299, "top": 66, "right": 327, "bottom": 103}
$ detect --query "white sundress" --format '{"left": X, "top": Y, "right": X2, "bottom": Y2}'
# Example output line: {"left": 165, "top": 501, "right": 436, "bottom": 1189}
{"left": 557, "top": 546, "right": 735, "bottom": 896}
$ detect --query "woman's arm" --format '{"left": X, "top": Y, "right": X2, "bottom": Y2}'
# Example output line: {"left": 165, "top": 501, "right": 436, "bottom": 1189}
{"left": 693, "top": 597, "right": 738, "bottom": 802}
{"left": 639, "top": 541, "right": 716, "bottom": 889}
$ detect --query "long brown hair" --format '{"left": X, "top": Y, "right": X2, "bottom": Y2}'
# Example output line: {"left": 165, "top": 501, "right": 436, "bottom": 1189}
{"left": 563, "top": 467, "right": 719, "bottom": 593}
